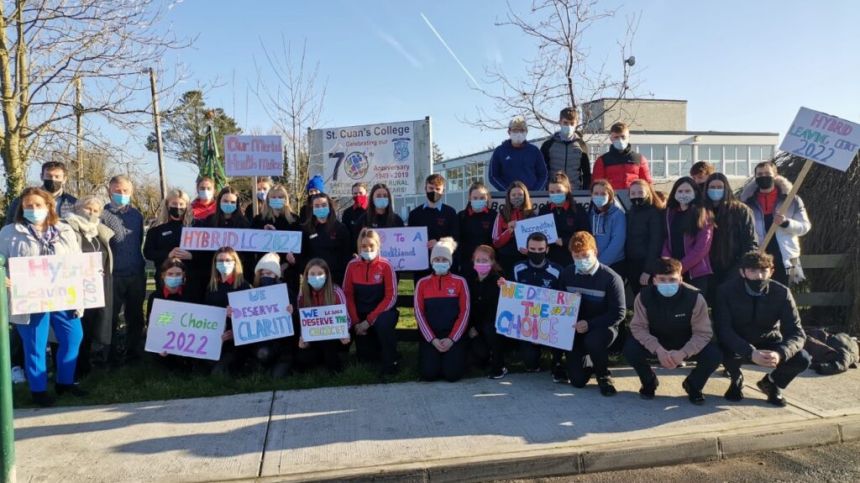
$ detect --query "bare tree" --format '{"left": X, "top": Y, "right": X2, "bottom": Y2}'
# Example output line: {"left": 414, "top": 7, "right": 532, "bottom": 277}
{"left": 252, "top": 37, "right": 326, "bottom": 206}
{"left": 468, "top": 0, "right": 642, "bottom": 134}
{"left": 0, "top": 0, "right": 190, "bottom": 206}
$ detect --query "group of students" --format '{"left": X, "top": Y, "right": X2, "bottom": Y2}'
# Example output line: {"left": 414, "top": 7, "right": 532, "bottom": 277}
{"left": 1, "top": 111, "right": 816, "bottom": 409}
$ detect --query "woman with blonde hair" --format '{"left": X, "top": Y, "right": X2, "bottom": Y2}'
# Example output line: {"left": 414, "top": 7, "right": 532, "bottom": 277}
{"left": 625, "top": 179, "right": 665, "bottom": 294}
{"left": 144, "top": 188, "right": 194, "bottom": 291}
{"left": 251, "top": 184, "right": 301, "bottom": 287}
{"left": 204, "top": 246, "right": 252, "bottom": 374}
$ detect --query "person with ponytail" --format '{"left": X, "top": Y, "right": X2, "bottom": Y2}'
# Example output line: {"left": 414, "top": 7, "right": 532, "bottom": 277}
{"left": 295, "top": 258, "right": 351, "bottom": 373}
{"left": 662, "top": 176, "right": 714, "bottom": 294}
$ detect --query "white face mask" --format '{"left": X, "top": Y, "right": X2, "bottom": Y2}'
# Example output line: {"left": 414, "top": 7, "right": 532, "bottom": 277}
{"left": 612, "top": 139, "right": 628, "bottom": 151}
{"left": 559, "top": 125, "right": 575, "bottom": 139}
{"left": 510, "top": 132, "right": 527, "bottom": 145}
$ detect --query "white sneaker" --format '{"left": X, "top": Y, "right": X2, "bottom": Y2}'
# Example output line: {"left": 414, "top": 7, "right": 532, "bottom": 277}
{"left": 11, "top": 366, "right": 26, "bottom": 384}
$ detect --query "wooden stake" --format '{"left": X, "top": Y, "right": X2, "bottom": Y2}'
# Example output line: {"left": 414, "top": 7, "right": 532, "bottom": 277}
{"left": 760, "top": 158, "right": 813, "bottom": 251}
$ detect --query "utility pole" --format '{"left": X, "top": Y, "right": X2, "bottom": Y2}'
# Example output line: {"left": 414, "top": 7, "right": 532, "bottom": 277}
{"left": 149, "top": 68, "right": 167, "bottom": 198}
{"left": 74, "top": 76, "right": 83, "bottom": 194}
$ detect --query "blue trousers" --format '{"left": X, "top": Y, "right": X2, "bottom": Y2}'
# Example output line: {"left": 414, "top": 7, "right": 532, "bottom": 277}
{"left": 16, "top": 310, "right": 83, "bottom": 392}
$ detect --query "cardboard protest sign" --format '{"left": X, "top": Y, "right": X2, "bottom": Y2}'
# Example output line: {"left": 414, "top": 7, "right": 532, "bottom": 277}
{"left": 780, "top": 107, "right": 860, "bottom": 172}
{"left": 8, "top": 253, "right": 105, "bottom": 316}
{"left": 514, "top": 214, "right": 559, "bottom": 250}
{"left": 228, "top": 283, "right": 294, "bottom": 346}
{"left": 180, "top": 227, "right": 302, "bottom": 253}
{"left": 224, "top": 135, "right": 284, "bottom": 176}
{"left": 494, "top": 281, "right": 579, "bottom": 351}
{"left": 299, "top": 304, "right": 350, "bottom": 342}
{"left": 375, "top": 226, "right": 429, "bottom": 271}
{"left": 145, "top": 299, "right": 226, "bottom": 361}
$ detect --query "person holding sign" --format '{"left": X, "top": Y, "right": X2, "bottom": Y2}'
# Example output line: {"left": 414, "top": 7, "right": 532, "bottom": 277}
{"left": 204, "top": 247, "right": 252, "bottom": 375}
{"left": 414, "top": 238, "right": 470, "bottom": 382}
{"left": 343, "top": 229, "right": 400, "bottom": 375}
{"left": 457, "top": 182, "right": 496, "bottom": 273}
{"left": 244, "top": 253, "right": 297, "bottom": 373}
{"left": 144, "top": 189, "right": 195, "bottom": 293}
{"left": 492, "top": 181, "right": 536, "bottom": 275}
{"left": 539, "top": 172, "right": 589, "bottom": 268}
{"left": 191, "top": 177, "right": 218, "bottom": 222}
{"left": 300, "top": 193, "right": 352, "bottom": 285}
{"left": 295, "top": 258, "right": 351, "bottom": 373}
{"left": 243, "top": 176, "right": 273, "bottom": 220}
{"left": 355, "top": 183, "right": 405, "bottom": 234}
{"left": 715, "top": 251, "right": 810, "bottom": 407}
{"left": 558, "top": 232, "right": 626, "bottom": 396}
{"left": 251, "top": 184, "right": 301, "bottom": 288}
{"left": 740, "top": 161, "right": 811, "bottom": 286}
{"left": 465, "top": 245, "right": 507, "bottom": 379}
{"left": 146, "top": 258, "right": 195, "bottom": 372}
{"left": 625, "top": 179, "right": 665, "bottom": 296}
{"left": 662, "top": 177, "right": 714, "bottom": 294}
{"left": 623, "top": 258, "right": 721, "bottom": 405}
{"left": 0, "top": 187, "right": 85, "bottom": 406}
{"left": 588, "top": 180, "right": 626, "bottom": 274}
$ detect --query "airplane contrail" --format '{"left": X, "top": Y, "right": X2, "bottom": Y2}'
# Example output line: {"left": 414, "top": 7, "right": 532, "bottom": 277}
{"left": 420, "top": 12, "right": 481, "bottom": 90}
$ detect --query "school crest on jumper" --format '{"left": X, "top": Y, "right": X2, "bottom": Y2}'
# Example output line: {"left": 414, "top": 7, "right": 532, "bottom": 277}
{"left": 393, "top": 138, "right": 410, "bottom": 162}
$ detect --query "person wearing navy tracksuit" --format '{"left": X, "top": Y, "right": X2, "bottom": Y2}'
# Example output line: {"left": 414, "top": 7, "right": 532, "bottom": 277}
{"left": 343, "top": 229, "right": 400, "bottom": 375}
{"left": 414, "top": 238, "right": 470, "bottom": 382}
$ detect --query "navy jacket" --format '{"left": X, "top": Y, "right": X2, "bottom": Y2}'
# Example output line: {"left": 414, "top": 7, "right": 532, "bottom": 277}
{"left": 488, "top": 140, "right": 547, "bottom": 191}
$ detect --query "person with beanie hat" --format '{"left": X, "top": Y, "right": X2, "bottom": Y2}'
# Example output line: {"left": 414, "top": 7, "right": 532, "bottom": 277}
{"left": 251, "top": 252, "right": 297, "bottom": 378}
{"left": 255, "top": 252, "right": 282, "bottom": 281}
{"left": 299, "top": 175, "right": 327, "bottom": 223}
{"left": 414, "top": 237, "right": 471, "bottom": 382}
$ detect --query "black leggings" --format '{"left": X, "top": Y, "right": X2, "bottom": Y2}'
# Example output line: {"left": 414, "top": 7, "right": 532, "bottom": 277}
{"left": 419, "top": 339, "right": 466, "bottom": 382}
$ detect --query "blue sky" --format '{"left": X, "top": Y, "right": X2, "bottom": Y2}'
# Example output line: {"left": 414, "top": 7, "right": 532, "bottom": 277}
{"left": 70, "top": 0, "right": 860, "bottom": 189}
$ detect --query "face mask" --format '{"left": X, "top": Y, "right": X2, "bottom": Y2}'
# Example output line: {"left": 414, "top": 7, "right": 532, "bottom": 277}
{"left": 313, "top": 206, "right": 330, "bottom": 219}
{"left": 549, "top": 193, "right": 566, "bottom": 205}
{"left": 559, "top": 125, "right": 574, "bottom": 139}
{"left": 707, "top": 189, "right": 725, "bottom": 202}
{"left": 656, "top": 282, "right": 680, "bottom": 298}
{"left": 216, "top": 261, "right": 235, "bottom": 275}
{"left": 612, "top": 139, "right": 628, "bottom": 151}
{"left": 575, "top": 255, "right": 596, "bottom": 274}
{"left": 675, "top": 192, "right": 695, "bottom": 205}
{"left": 592, "top": 195, "right": 608, "bottom": 208}
{"left": 164, "top": 276, "right": 184, "bottom": 289}
{"left": 112, "top": 193, "right": 131, "bottom": 207}
{"left": 198, "top": 190, "right": 213, "bottom": 202}
{"left": 426, "top": 191, "right": 442, "bottom": 203}
{"left": 220, "top": 202, "right": 237, "bottom": 215}
{"left": 43, "top": 179, "right": 61, "bottom": 193}
{"left": 755, "top": 175, "right": 774, "bottom": 190}
{"left": 354, "top": 194, "right": 368, "bottom": 209}
{"left": 256, "top": 190, "right": 269, "bottom": 201}
{"left": 87, "top": 213, "right": 101, "bottom": 223}
{"left": 510, "top": 132, "right": 527, "bottom": 144}
{"left": 745, "top": 278, "right": 769, "bottom": 295}
{"left": 308, "top": 274, "right": 326, "bottom": 290}
{"left": 474, "top": 262, "right": 492, "bottom": 277}
{"left": 470, "top": 199, "right": 487, "bottom": 211}
{"left": 268, "top": 198, "right": 285, "bottom": 210}
{"left": 432, "top": 261, "right": 451, "bottom": 275}
{"left": 168, "top": 207, "right": 186, "bottom": 219}
{"left": 509, "top": 196, "right": 524, "bottom": 208}
{"left": 23, "top": 208, "right": 48, "bottom": 224}
{"left": 259, "top": 276, "right": 278, "bottom": 287}
{"left": 373, "top": 197, "right": 389, "bottom": 209}
{"left": 630, "top": 197, "right": 645, "bottom": 207}
{"left": 527, "top": 251, "right": 547, "bottom": 266}
{"left": 360, "top": 250, "right": 378, "bottom": 261}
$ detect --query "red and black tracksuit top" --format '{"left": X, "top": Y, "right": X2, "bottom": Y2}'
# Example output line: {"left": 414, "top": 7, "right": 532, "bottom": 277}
{"left": 343, "top": 257, "right": 397, "bottom": 326}
{"left": 414, "top": 273, "right": 470, "bottom": 343}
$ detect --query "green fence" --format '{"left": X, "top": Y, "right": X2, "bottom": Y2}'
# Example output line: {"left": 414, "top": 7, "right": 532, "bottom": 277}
{"left": 0, "top": 255, "right": 16, "bottom": 483}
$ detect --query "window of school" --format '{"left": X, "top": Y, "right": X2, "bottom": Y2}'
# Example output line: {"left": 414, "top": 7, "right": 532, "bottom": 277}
{"left": 639, "top": 144, "right": 668, "bottom": 178}
{"left": 723, "top": 145, "right": 749, "bottom": 177}
{"left": 666, "top": 145, "right": 693, "bottom": 178}
{"left": 447, "top": 166, "right": 464, "bottom": 192}
{"left": 697, "top": 145, "right": 723, "bottom": 172}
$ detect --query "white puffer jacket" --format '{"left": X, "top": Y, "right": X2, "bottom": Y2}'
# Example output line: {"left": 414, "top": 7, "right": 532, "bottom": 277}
{"left": 740, "top": 176, "right": 811, "bottom": 270}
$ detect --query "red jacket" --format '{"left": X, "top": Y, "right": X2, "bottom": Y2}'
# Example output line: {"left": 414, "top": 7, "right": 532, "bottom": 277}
{"left": 414, "top": 273, "right": 470, "bottom": 343}
{"left": 298, "top": 285, "right": 348, "bottom": 311}
{"left": 342, "top": 256, "right": 397, "bottom": 326}
{"left": 592, "top": 146, "right": 652, "bottom": 190}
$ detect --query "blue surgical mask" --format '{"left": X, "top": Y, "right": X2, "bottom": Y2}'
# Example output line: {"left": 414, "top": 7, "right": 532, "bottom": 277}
{"left": 257, "top": 190, "right": 268, "bottom": 201}
{"left": 432, "top": 262, "right": 451, "bottom": 275}
{"left": 23, "top": 208, "right": 48, "bottom": 224}
{"left": 220, "top": 202, "right": 237, "bottom": 214}
{"left": 308, "top": 274, "right": 326, "bottom": 290}
{"left": 574, "top": 256, "right": 596, "bottom": 274}
{"left": 549, "top": 193, "right": 566, "bottom": 205}
{"left": 360, "top": 250, "right": 378, "bottom": 261}
{"left": 612, "top": 139, "right": 628, "bottom": 151}
{"left": 592, "top": 195, "right": 608, "bottom": 208}
{"left": 313, "top": 206, "right": 330, "bottom": 219}
{"left": 656, "top": 282, "right": 680, "bottom": 298}
{"left": 268, "top": 198, "right": 285, "bottom": 210}
{"left": 559, "top": 125, "right": 574, "bottom": 139}
{"left": 112, "top": 193, "right": 131, "bottom": 206}
{"left": 470, "top": 199, "right": 487, "bottom": 211}
{"left": 164, "top": 276, "right": 184, "bottom": 289}
{"left": 198, "top": 190, "right": 213, "bottom": 201}
{"left": 373, "top": 197, "right": 389, "bottom": 209}
{"left": 707, "top": 189, "right": 725, "bottom": 202}
{"left": 215, "top": 261, "right": 235, "bottom": 275}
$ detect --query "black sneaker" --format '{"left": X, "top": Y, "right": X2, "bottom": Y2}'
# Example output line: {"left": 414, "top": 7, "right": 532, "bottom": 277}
{"left": 489, "top": 367, "right": 508, "bottom": 380}
{"left": 756, "top": 375, "right": 787, "bottom": 407}
{"left": 724, "top": 375, "right": 745, "bottom": 402}
{"left": 31, "top": 391, "right": 56, "bottom": 407}
{"left": 56, "top": 383, "right": 88, "bottom": 397}
{"left": 639, "top": 375, "right": 659, "bottom": 399}
{"left": 597, "top": 376, "right": 617, "bottom": 397}
{"left": 525, "top": 366, "right": 543, "bottom": 373}
{"left": 551, "top": 364, "right": 568, "bottom": 384}
{"left": 682, "top": 379, "right": 705, "bottom": 405}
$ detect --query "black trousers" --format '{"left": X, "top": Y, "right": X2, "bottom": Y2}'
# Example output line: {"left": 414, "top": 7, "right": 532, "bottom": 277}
{"left": 723, "top": 345, "right": 811, "bottom": 388}
{"left": 623, "top": 338, "right": 722, "bottom": 392}
{"left": 419, "top": 338, "right": 466, "bottom": 382}
{"left": 468, "top": 319, "right": 507, "bottom": 373}
{"left": 110, "top": 274, "right": 146, "bottom": 362}
{"left": 566, "top": 326, "right": 617, "bottom": 387}
{"left": 295, "top": 340, "right": 345, "bottom": 373}
{"left": 354, "top": 309, "right": 399, "bottom": 368}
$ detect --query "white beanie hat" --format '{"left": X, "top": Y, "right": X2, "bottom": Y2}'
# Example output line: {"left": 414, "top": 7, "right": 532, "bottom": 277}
{"left": 430, "top": 237, "right": 457, "bottom": 264}
{"left": 255, "top": 252, "right": 281, "bottom": 276}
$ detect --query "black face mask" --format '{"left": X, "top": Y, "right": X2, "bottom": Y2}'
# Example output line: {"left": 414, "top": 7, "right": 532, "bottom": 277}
{"left": 43, "top": 179, "right": 61, "bottom": 193}
{"left": 426, "top": 191, "right": 442, "bottom": 203}
{"left": 259, "top": 276, "right": 278, "bottom": 287}
{"left": 168, "top": 207, "right": 186, "bottom": 219}
{"left": 630, "top": 197, "right": 645, "bottom": 207}
{"left": 755, "top": 176, "right": 774, "bottom": 190}
{"left": 745, "top": 278, "right": 769, "bottom": 294}
{"left": 527, "top": 251, "right": 547, "bottom": 266}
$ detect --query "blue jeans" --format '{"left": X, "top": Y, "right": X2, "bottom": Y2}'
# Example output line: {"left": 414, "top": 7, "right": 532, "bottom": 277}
{"left": 16, "top": 310, "right": 83, "bottom": 392}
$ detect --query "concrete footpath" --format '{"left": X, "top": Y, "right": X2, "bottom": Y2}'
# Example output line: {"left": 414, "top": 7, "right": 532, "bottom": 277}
{"left": 13, "top": 366, "right": 860, "bottom": 482}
